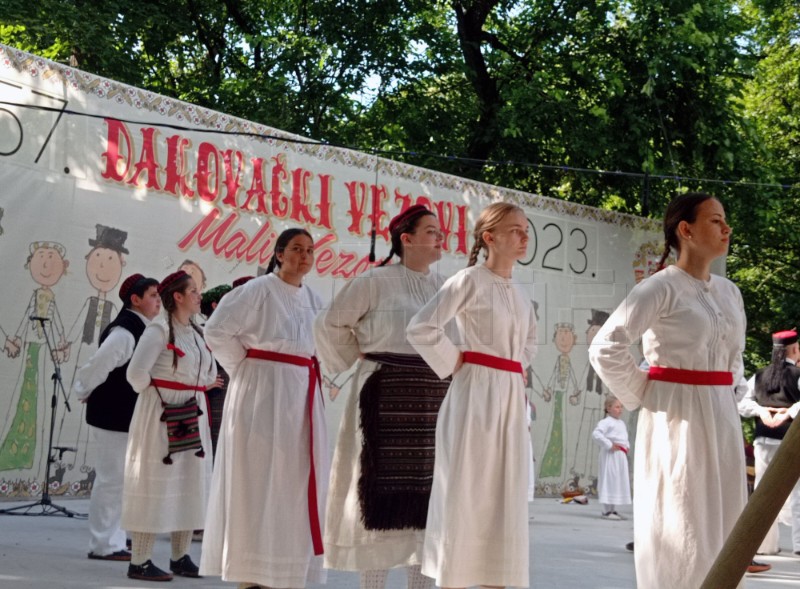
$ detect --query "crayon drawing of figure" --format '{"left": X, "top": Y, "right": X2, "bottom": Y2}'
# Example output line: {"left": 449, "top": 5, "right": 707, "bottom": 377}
{"left": 67, "top": 225, "right": 128, "bottom": 358}
{"left": 572, "top": 310, "right": 610, "bottom": 486}
{"left": 0, "top": 242, "right": 70, "bottom": 471}
{"left": 539, "top": 322, "right": 579, "bottom": 481}
{"left": 65, "top": 225, "right": 128, "bottom": 463}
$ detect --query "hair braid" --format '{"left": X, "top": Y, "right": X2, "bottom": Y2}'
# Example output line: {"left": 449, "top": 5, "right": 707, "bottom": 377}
{"left": 378, "top": 246, "right": 397, "bottom": 267}
{"left": 168, "top": 314, "right": 178, "bottom": 371}
{"left": 656, "top": 243, "right": 672, "bottom": 272}
{"left": 467, "top": 238, "right": 484, "bottom": 267}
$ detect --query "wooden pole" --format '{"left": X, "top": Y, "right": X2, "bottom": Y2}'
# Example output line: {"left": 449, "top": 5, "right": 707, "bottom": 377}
{"left": 701, "top": 416, "right": 800, "bottom": 588}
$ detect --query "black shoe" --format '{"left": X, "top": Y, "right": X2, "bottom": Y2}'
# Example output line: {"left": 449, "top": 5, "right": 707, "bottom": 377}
{"left": 625, "top": 541, "right": 634, "bottom": 552}
{"left": 169, "top": 554, "right": 201, "bottom": 578}
{"left": 127, "top": 560, "right": 173, "bottom": 582}
{"left": 88, "top": 549, "right": 131, "bottom": 561}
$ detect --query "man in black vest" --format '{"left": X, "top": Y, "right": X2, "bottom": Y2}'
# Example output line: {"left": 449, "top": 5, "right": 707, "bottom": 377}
{"left": 73, "top": 273, "right": 160, "bottom": 561}
{"left": 738, "top": 329, "right": 800, "bottom": 556}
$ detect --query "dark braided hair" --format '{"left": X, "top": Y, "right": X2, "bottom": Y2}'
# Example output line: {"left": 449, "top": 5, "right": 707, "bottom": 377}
{"left": 160, "top": 272, "right": 203, "bottom": 370}
{"left": 766, "top": 343, "right": 790, "bottom": 394}
{"left": 656, "top": 192, "right": 716, "bottom": 271}
{"left": 379, "top": 209, "right": 437, "bottom": 266}
{"left": 266, "top": 228, "right": 314, "bottom": 274}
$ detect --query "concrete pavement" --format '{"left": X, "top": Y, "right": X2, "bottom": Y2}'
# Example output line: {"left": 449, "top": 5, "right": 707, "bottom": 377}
{"left": 1, "top": 498, "right": 798, "bottom": 588}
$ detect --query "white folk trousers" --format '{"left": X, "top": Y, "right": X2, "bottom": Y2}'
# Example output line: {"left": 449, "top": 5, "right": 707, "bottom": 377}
{"left": 87, "top": 426, "right": 129, "bottom": 555}
{"left": 754, "top": 438, "right": 800, "bottom": 554}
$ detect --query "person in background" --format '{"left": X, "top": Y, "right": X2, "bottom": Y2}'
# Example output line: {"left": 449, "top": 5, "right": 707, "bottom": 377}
{"left": 314, "top": 205, "right": 449, "bottom": 589}
{"left": 738, "top": 329, "right": 800, "bottom": 557}
{"left": 201, "top": 228, "right": 327, "bottom": 589}
{"left": 74, "top": 274, "right": 160, "bottom": 562}
{"left": 592, "top": 395, "right": 631, "bottom": 521}
{"left": 199, "top": 283, "right": 233, "bottom": 457}
{"left": 123, "top": 270, "right": 216, "bottom": 582}
{"left": 407, "top": 201, "right": 537, "bottom": 589}
{"left": 589, "top": 192, "right": 751, "bottom": 587}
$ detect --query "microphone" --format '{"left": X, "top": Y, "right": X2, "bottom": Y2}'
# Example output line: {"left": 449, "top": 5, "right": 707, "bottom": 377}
{"left": 29, "top": 316, "right": 50, "bottom": 322}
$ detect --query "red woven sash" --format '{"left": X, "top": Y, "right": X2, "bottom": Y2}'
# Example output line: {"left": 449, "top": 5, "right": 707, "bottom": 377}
{"left": 246, "top": 349, "right": 324, "bottom": 556}
{"left": 647, "top": 366, "right": 733, "bottom": 386}
{"left": 462, "top": 351, "right": 523, "bottom": 374}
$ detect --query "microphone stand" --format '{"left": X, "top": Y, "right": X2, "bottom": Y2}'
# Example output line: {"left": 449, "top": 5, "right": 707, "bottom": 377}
{"left": 0, "top": 317, "right": 85, "bottom": 517}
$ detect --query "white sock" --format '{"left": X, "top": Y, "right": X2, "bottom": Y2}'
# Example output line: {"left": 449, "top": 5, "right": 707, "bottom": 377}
{"left": 131, "top": 532, "right": 156, "bottom": 566}
{"left": 361, "top": 569, "right": 389, "bottom": 589}
{"left": 407, "top": 565, "right": 433, "bottom": 589}
{"left": 170, "top": 530, "right": 192, "bottom": 560}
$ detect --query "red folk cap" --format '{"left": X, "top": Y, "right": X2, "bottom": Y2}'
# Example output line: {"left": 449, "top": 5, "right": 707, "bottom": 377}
{"left": 119, "top": 273, "right": 145, "bottom": 302}
{"left": 388, "top": 204, "right": 431, "bottom": 235}
{"left": 232, "top": 275, "right": 255, "bottom": 289}
{"left": 772, "top": 330, "right": 798, "bottom": 346}
{"left": 158, "top": 270, "right": 189, "bottom": 295}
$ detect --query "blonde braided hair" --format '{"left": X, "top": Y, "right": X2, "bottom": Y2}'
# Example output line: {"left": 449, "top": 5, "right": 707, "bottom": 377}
{"left": 467, "top": 202, "right": 524, "bottom": 267}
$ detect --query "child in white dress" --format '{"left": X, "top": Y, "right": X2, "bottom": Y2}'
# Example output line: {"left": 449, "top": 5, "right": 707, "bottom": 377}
{"left": 592, "top": 395, "right": 631, "bottom": 520}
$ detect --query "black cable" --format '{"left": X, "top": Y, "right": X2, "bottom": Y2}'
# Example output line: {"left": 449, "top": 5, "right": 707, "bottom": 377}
{"left": 3, "top": 100, "right": 798, "bottom": 192}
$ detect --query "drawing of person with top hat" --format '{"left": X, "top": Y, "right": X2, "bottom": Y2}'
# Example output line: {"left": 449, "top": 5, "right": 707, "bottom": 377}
{"left": 0, "top": 241, "right": 70, "bottom": 471}
{"left": 66, "top": 225, "right": 128, "bottom": 357}
{"left": 64, "top": 225, "right": 128, "bottom": 466}
{"left": 572, "top": 309, "right": 611, "bottom": 487}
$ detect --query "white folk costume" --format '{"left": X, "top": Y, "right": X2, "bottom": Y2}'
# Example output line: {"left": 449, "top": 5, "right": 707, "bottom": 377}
{"left": 200, "top": 273, "right": 328, "bottom": 588}
{"left": 407, "top": 264, "right": 537, "bottom": 588}
{"left": 122, "top": 318, "right": 216, "bottom": 533}
{"left": 589, "top": 265, "right": 747, "bottom": 589}
{"left": 74, "top": 306, "right": 150, "bottom": 557}
{"left": 591, "top": 415, "right": 631, "bottom": 507}
{"left": 314, "top": 263, "right": 445, "bottom": 571}
{"left": 738, "top": 341, "right": 800, "bottom": 555}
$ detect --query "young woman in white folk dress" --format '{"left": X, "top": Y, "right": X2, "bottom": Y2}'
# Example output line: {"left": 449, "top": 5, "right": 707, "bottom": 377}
{"left": 589, "top": 193, "right": 748, "bottom": 588}
{"left": 200, "top": 228, "right": 327, "bottom": 589}
{"left": 314, "top": 205, "right": 449, "bottom": 589}
{"left": 123, "top": 270, "right": 216, "bottom": 581}
{"left": 407, "top": 202, "right": 537, "bottom": 589}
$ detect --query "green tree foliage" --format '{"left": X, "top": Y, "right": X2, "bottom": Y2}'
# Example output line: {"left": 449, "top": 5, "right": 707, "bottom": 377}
{"left": 2, "top": 0, "right": 800, "bottom": 369}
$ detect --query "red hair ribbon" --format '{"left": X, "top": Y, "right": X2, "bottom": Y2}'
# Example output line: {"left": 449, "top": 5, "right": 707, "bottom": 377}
{"left": 167, "top": 343, "right": 185, "bottom": 357}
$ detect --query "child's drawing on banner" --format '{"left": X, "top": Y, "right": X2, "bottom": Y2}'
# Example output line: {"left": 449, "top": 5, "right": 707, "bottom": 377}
{"left": 0, "top": 241, "right": 70, "bottom": 471}
{"left": 65, "top": 225, "right": 128, "bottom": 464}
{"left": 571, "top": 309, "right": 610, "bottom": 492}
{"left": 0, "top": 207, "right": 5, "bottom": 344}
{"left": 66, "top": 225, "right": 127, "bottom": 358}
{"left": 323, "top": 371, "right": 354, "bottom": 403}
{"left": 179, "top": 259, "right": 207, "bottom": 293}
{"left": 538, "top": 322, "right": 580, "bottom": 482}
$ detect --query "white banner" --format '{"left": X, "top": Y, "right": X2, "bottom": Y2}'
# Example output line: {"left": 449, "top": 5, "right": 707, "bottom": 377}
{"left": 0, "top": 45, "right": 662, "bottom": 499}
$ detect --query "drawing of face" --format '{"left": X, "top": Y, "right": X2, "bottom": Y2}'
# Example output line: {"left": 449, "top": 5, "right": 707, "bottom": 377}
{"left": 85, "top": 247, "right": 124, "bottom": 294}
{"left": 29, "top": 246, "right": 69, "bottom": 288}
{"left": 179, "top": 261, "right": 206, "bottom": 292}
{"left": 554, "top": 326, "right": 576, "bottom": 354}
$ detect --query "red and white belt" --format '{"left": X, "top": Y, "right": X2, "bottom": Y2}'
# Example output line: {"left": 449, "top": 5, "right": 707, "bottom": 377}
{"left": 246, "top": 348, "right": 324, "bottom": 556}
{"left": 647, "top": 366, "right": 733, "bottom": 386}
